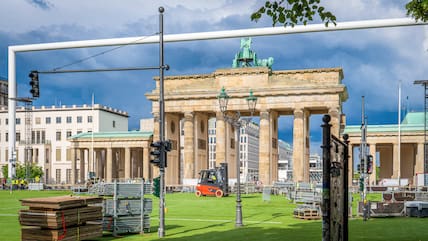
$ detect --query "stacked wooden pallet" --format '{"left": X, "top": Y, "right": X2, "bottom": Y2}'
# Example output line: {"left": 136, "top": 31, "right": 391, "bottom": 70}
{"left": 19, "top": 195, "right": 103, "bottom": 241}
{"left": 293, "top": 205, "right": 321, "bottom": 220}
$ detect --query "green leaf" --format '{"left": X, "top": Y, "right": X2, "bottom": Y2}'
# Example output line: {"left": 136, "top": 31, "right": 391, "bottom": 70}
{"left": 279, "top": 12, "right": 286, "bottom": 23}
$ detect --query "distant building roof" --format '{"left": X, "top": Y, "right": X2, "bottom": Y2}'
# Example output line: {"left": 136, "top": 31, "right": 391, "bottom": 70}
{"left": 69, "top": 131, "right": 153, "bottom": 140}
{"left": 344, "top": 111, "right": 425, "bottom": 134}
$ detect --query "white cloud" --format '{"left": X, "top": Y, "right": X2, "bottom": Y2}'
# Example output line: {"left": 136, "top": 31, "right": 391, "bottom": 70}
{"left": 2, "top": 0, "right": 428, "bottom": 131}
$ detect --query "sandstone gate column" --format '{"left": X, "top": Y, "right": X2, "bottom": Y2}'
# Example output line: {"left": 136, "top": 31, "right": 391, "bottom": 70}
{"left": 293, "top": 108, "right": 310, "bottom": 182}
{"left": 369, "top": 143, "right": 377, "bottom": 185}
{"left": 259, "top": 110, "right": 271, "bottom": 184}
{"left": 106, "top": 147, "right": 113, "bottom": 182}
{"left": 270, "top": 111, "right": 279, "bottom": 182}
{"left": 329, "top": 107, "right": 341, "bottom": 137}
{"left": 143, "top": 147, "right": 151, "bottom": 181}
{"left": 215, "top": 111, "right": 226, "bottom": 167}
{"left": 392, "top": 143, "right": 400, "bottom": 179}
{"left": 79, "top": 149, "right": 85, "bottom": 184}
{"left": 183, "top": 112, "right": 195, "bottom": 183}
{"left": 165, "top": 113, "right": 181, "bottom": 185}
{"left": 415, "top": 143, "right": 425, "bottom": 177}
{"left": 71, "top": 148, "right": 76, "bottom": 184}
{"left": 194, "top": 113, "right": 209, "bottom": 176}
{"left": 124, "top": 147, "right": 131, "bottom": 180}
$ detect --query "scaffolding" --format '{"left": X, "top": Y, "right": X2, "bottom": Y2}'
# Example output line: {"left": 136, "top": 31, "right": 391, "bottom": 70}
{"left": 12, "top": 97, "right": 33, "bottom": 181}
{"left": 24, "top": 99, "right": 33, "bottom": 181}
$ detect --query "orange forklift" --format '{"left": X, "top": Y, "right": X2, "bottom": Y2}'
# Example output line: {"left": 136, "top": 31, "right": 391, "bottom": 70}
{"left": 195, "top": 163, "right": 228, "bottom": 198}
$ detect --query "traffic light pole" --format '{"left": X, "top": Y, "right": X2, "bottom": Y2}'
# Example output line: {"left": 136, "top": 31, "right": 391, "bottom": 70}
{"left": 158, "top": 7, "right": 166, "bottom": 238}
{"left": 360, "top": 96, "right": 369, "bottom": 221}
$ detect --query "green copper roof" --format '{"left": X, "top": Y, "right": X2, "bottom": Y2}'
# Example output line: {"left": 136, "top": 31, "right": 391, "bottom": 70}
{"left": 344, "top": 111, "right": 425, "bottom": 134}
{"left": 69, "top": 131, "right": 153, "bottom": 140}
{"left": 401, "top": 112, "right": 428, "bottom": 125}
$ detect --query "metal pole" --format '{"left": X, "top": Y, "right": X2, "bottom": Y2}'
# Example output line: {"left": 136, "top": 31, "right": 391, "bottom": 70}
{"left": 425, "top": 84, "right": 428, "bottom": 186}
{"left": 8, "top": 18, "right": 427, "bottom": 53}
{"left": 158, "top": 6, "right": 166, "bottom": 238}
{"left": 361, "top": 96, "right": 368, "bottom": 221}
{"left": 343, "top": 134, "right": 350, "bottom": 241}
{"left": 398, "top": 81, "right": 401, "bottom": 186}
{"left": 321, "top": 114, "right": 331, "bottom": 241}
{"left": 235, "top": 122, "right": 243, "bottom": 227}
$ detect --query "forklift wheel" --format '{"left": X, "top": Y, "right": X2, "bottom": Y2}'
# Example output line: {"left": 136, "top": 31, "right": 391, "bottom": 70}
{"left": 215, "top": 189, "right": 223, "bottom": 198}
{"left": 195, "top": 190, "right": 202, "bottom": 197}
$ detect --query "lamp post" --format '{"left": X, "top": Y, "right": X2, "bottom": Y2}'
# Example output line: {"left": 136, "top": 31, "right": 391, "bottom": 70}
{"left": 217, "top": 87, "right": 257, "bottom": 227}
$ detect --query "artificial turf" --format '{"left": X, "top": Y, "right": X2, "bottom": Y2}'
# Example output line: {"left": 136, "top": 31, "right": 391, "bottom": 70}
{"left": 0, "top": 190, "right": 427, "bottom": 241}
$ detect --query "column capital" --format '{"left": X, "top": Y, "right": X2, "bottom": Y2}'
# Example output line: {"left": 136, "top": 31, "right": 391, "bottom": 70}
{"left": 260, "top": 110, "right": 270, "bottom": 120}
{"left": 153, "top": 112, "right": 160, "bottom": 123}
{"left": 184, "top": 112, "right": 194, "bottom": 121}
{"left": 293, "top": 108, "right": 304, "bottom": 118}
{"left": 328, "top": 106, "right": 340, "bottom": 116}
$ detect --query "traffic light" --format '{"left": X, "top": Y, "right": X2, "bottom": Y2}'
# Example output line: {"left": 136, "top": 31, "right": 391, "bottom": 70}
{"left": 359, "top": 177, "right": 364, "bottom": 192}
{"left": 150, "top": 141, "right": 162, "bottom": 167}
{"left": 153, "top": 176, "right": 160, "bottom": 197}
{"left": 164, "top": 140, "right": 172, "bottom": 152}
{"left": 29, "top": 70, "right": 39, "bottom": 98}
{"left": 367, "top": 155, "right": 373, "bottom": 174}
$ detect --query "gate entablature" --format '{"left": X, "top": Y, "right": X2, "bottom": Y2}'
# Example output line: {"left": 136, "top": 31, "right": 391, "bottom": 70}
{"left": 146, "top": 67, "right": 346, "bottom": 113}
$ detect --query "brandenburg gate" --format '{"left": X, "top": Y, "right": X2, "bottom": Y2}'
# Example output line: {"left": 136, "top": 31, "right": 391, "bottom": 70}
{"left": 146, "top": 65, "right": 347, "bottom": 185}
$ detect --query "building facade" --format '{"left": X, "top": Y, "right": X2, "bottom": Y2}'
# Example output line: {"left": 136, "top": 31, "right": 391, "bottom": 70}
{"left": 208, "top": 118, "right": 260, "bottom": 182}
{"left": 0, "top": 104, "right": 128, "bottom": 184}
{"left": 344, "top": 112, "right": 426, "bottom": 186}
{"left": 278, "top": 140, "right": 293, "bottom": 181}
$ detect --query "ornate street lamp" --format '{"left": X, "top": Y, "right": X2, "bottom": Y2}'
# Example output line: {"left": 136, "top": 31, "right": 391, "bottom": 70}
{"left": 217, "top": 87, "right": 257, "bottom": 227}
{"left": 218, "top": 87, "right": 230, "bottom": 113}
{"left": 246, "top": 90, "right": 257, "bottom": 114}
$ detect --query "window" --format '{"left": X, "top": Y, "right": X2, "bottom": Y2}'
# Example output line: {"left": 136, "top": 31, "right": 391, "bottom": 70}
{"left": 16, "top": 132, "right": 20, "bottom": 142}
{"left": 66, "top": 131, "right": 72, "bottom": 138}
{"left": 88, "top": 116, "right": 93, "bottom": 123}
{"left": 6, "top": 118, "right": 8, "bottom": 125}
{"left": 77, "top": 130, "right": 82, "bottom": 134}
{"left": 16, "top": 118, "right": 21, "bottom": 125}
{"left": 46, "top": 117, "right": 51, "bottom": 124}
{"left": 45, "top": 148, "right": 49, "bottom": 163}
{"left": 66, "top": 148, "right": 71, "bottom": 161}
{"left": 34, "top": 148, "right": 39, "bottom": 163}
{"left": 36, "top": 131, "right": 41, "bottom": 144}
{"left": 112, "top": 120, "right": 116, "bottom": 128}
{"left": 5, "top": 133, "right": 8, "bottom": 142}
{"left": 56, "top": 117, "right": 61, "bottom": 124}
{"left": 56, "top": 169, "right": 61, "bottom": 184}
{"left": 66, "top": 116, "right": 72, "bottom": 123}
{"left": 77, "top": 116, "right": 82, "bottom": 123}
{"left": 66, "top": 169, "right": 71, "bottom": 184}
{"left": 41, "top": 131, "right": 46, "bottom": 143}
{"left": 35, "top": 117, "right": 41, "bottom": 125}
{"left": 56, "top": 148, "right": 61, "bottom": 161}
{"left": 56, "top": 131, "right": 61, "bottom": 141}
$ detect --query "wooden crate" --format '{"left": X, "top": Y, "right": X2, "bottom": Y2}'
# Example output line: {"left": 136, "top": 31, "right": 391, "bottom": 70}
{"left": 21, "top": 222, "right": 102, "bottom": 241}
{"left": 20, "top": 206, "right": 102, "bottom": 229}
{"left": 293, "top": 207, "right": 321, "bottom": 220}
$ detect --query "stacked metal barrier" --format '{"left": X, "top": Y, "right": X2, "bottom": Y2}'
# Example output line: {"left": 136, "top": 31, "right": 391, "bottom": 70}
{"left": 89, "top": 181, "right": 152, "bottom": 235}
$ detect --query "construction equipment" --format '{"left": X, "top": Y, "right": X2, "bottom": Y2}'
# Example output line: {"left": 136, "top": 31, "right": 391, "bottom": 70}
{"left": 195, "top": 163, "right": 228, "bottom": 198}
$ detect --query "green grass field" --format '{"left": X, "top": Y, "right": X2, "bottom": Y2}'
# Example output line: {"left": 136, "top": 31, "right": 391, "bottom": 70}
{"left": 0, "top": 190, "right": 427, "bottom": 241}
